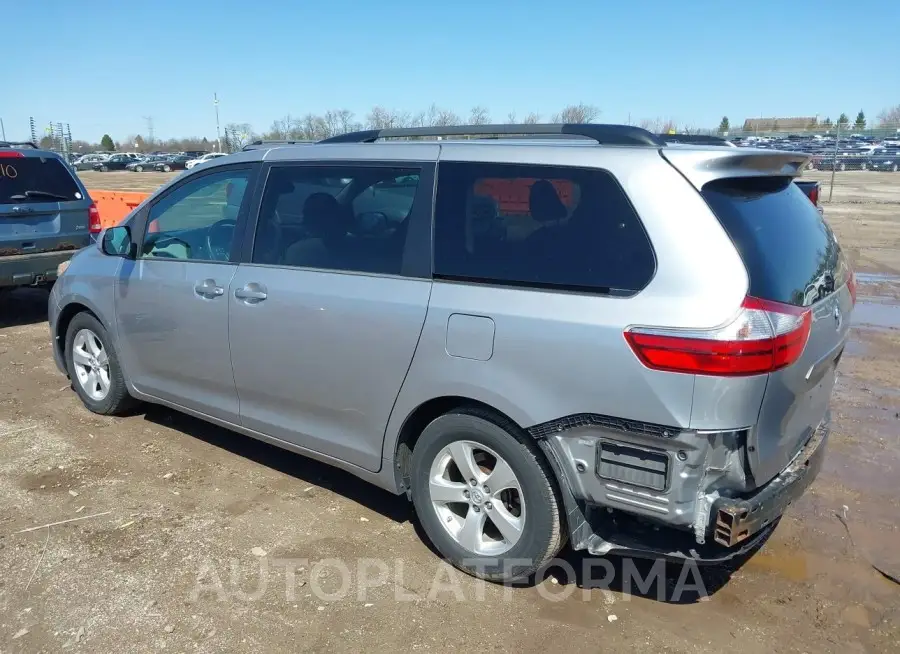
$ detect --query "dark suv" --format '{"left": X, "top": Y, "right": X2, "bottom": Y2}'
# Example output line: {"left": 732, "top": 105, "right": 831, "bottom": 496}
{"left": 0, "top": 142, "right": 99, "bottom": 289}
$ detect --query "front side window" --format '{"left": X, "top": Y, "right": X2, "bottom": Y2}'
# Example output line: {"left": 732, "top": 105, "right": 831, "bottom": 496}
{"left": 142, "top": 169, "right": 250, "bottom": 261}
{"left": 252, "top": 165, "right": 421, "bottom": 275}
{"left": 433, "top": 162, "right": 655, "bottom": 294}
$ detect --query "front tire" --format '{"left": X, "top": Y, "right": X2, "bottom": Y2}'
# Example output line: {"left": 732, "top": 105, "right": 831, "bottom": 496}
{"left": 410, "top": 409, "right": 564, "bottom": 582}
{"left": 65, "top": 312, "right": 135, "bottom": 415}
{"left": 163, "top": 165, "right": 171, "bottom": 172}
{"left": 100, "top": 165, "right": 108, "bottom": 172}
{"left": 136, "top": 165, "right": 143, "bottom": 172}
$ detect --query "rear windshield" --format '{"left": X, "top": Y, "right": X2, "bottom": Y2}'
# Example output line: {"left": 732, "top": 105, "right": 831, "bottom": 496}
{"left": 702, "top": 177, "right": 848, "bottom": 307}
{"left": 0, "top": 156, "right": 83, "bottom": 204}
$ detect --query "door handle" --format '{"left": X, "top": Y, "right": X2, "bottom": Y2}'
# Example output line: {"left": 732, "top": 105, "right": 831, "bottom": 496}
{"left": 194, "top": 279, "right": 225, "bottom": 298}
{"left": 234, "top": 283, "right": 267, "bottom": 303}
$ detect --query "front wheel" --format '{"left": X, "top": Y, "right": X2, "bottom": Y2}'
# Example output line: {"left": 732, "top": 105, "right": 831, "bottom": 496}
{"left": 410, "top": 409, "right": 564, "bottom": 582}
{"left": 65, "top": 312, "right": 136, "bottom": 415}
{"left": 163, "top": 164, "right": 171, "bottom": 172}
{"left": 893, "top": 164, "right": 898, "bottom": 173}
{"left": 100, "top": 165, "right": 108, "bottom": 172}
{"left": 136, "top": 165, "right": 143, "bottom": 172}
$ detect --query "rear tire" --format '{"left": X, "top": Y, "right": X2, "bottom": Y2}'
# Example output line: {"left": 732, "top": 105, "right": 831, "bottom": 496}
{"left": 136, "top": 165, "right": 143, "bottom": 172}
{"left": 893, "top": 164, "right": 898, "bottom": 173}
{"left": 163, "top": 165, "right": 171, "bottom": 172}
{"left": 410, "top": 408, "right": 564, "bottom": 582}
{"left": 100, "top": 165, "right": 108, "bottom": 172}
{"left": 65, "top": 312, "right": 136, "bottom": 416}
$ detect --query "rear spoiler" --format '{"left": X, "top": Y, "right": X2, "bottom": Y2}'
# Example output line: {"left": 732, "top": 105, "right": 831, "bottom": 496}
{"left": 660, "top": 148, "right": 811, "bottom": 189}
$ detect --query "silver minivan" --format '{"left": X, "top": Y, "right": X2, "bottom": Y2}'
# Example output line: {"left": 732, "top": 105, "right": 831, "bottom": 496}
{"left": 48, "top": 124, "right": 853, "bottom": 581}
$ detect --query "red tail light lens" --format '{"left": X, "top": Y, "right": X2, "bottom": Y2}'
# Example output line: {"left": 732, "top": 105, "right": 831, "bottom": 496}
{"left": 625, "top": 297, "right": 812, "bottom": 376}
{"left": 0, "top": 151, "right": 24, "bottom": 158}
{"left": 847, "top": 270, "right": 857, "bottom": 306}
{"left": 808, "top": 185, "right": 819, "bottom": 206}
{"left": 88, "top": 202, "right": 102, "bottom": 234}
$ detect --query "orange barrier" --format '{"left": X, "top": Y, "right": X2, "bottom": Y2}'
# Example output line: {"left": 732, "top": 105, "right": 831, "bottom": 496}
{"left": 88, "top": 190, "right": 150, "bottom": 228}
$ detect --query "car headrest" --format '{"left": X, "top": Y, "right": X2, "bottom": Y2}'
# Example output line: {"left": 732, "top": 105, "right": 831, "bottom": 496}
{"left": 529, "top": 179, "right": 567, "bottom": 223}
{"left": 303, "top": 192, "right": 347, "bottom": 239}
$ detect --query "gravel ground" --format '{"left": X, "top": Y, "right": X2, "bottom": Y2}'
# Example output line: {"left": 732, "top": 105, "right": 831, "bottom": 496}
{"left": 0, "top": 171, "right": 897, "bottom": 653}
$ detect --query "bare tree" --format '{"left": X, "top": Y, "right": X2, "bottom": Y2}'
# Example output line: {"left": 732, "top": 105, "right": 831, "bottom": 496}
{"left": 659, "top": 119, "right": 677, "bottom": 134}
{"left": 469, "top": 106, "right": 491, "bottom": 125}
{"left": 877, "top": 104, "right": 900, "bottom": 126}
{"left": 366, "top": 106, "right": 411, "bottom": 130}
{"left": 522, "top": 112, "right": 541, "bottom": 124}
{"left": 225, "top": 123, "right": 254, "bottom": 149}
{"left": 553, "top": 103, "right": 600, "bottom": 123}
{"left": 506, "top": 111, "right": 517, "bottom": 123}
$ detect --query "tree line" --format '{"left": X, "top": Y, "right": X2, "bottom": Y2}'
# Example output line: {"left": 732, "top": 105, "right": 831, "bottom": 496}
{"left": 44, "top": 101, "right": 900, "bottom": 153}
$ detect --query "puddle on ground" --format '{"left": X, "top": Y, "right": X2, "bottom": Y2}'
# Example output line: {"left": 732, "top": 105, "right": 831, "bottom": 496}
{"left": 855, "top": 272, "right": 900, "bottom": 285}
{"left": 852, "top": 296, "right": 900, "bottom": 330}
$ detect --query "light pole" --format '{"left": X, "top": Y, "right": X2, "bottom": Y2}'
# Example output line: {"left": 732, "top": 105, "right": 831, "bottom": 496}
{"left": 214, "top": 93, "right": 221, "bottom": 152}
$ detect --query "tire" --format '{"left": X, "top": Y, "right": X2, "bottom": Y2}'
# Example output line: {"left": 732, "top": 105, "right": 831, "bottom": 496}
{"left": 136, "top": 165, "right": 143, "bottom": 172}
{"left": 861, "top": 163, "right": 867, "bottom": 171}
{"left": 163, "top": 165, "right": 171, "bottom": 172}
{"left": 893, "top": 165, "right": 898, "bottom": 173}
{"left": 65, "top": 312, "right": 136, "bottom": 416}
{"left": 839, "top": 163, "right": 846, "bottom": 171}
{"left": 100, "top": 165, "right": 108, "bottom": 172}
{"left": 410, "top": 408, "right": 564, "bottom": 582}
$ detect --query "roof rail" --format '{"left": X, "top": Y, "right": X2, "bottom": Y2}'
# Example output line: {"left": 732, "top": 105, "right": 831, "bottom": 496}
{"left": 658, "top": 134, "right": 735, "bottom": 147}
{"left": 242, "top": 139, "right": 315, "bottom": 151}
{"left": 0, "top": 141, "right": 38, "bottom": 149}
{"left": 319, "top": 124, "right": 665, "bottom": 147}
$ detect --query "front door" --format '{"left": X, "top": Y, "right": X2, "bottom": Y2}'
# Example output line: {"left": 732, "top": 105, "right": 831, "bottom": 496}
{"left": 228, "top": 161, "right": 435, "bottom": 471}
{"left": 115, "top": 166, "right": 255, "bottom": 423}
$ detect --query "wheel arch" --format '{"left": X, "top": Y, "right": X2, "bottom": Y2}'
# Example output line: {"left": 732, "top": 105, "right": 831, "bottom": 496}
{"left": 389, "top": 395, "right": 552, "bottom": 498}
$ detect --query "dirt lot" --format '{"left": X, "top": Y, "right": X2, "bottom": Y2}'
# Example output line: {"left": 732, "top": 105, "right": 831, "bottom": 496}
{"left": 0, "top": 172, "right": 898, "bottom": 653}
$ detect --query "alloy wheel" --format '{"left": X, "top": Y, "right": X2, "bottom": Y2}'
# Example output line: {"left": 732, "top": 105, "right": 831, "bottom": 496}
{"left": 71, "top": 329, "right": 111, "bottom": 401}
{"left": 428, "top": 440, "right": 525, "bottom": 556}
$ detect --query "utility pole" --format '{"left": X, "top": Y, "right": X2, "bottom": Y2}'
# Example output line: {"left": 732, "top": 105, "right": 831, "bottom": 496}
{"left": 0, "top": 118, "right": 5, "bottom": 141}
{"left": 214, "top": 93, "right": 221, "bottom": 152}
{"left": 143, "top": 116, "right": 154, "bottom": 144}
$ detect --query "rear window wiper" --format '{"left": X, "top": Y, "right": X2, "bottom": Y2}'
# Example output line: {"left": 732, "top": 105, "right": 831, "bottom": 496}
{"left": 7, "top": 190, "right": 71, "bottom": 201}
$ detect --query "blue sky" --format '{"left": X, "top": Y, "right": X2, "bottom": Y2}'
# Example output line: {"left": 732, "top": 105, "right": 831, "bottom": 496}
{"left": 3, "top": 0, "right": 898, "bottom": 142}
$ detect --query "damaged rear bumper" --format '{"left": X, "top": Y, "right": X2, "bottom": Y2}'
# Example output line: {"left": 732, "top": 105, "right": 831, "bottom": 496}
{"left": 712, "top": 420, "right": 827, "bottom": 548}
{"left": 538, "top": 415, "right": 829, "bottom": 564}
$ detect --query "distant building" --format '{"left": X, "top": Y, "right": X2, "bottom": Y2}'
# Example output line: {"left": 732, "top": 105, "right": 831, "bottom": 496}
{"left": 742, "top": 117, "right": 817, "bottom": 132}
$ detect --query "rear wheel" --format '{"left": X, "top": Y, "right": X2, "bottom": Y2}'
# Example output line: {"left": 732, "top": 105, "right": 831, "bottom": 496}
{"left": 65, "top": 312, "right": 136, "bottom": 415}
{"left": 410, "top": 409, "right": 564, "bottom": 582}
{"left": 136, "top": 165, "right": 143, "bottom": 172}
{"left": 893, "top": 164, "right": 898, "bottom": 173}
{"left": 100, "top": 165, "right": 108, "bottom": 172}
{"left": 839, "top": 163, "right": 847, "bottom": 171}
{"left": 861, "top": 163, "right": 867, "bottom": 171}
{"left": 163, "top": 164, "right": 171, "bottom": 172}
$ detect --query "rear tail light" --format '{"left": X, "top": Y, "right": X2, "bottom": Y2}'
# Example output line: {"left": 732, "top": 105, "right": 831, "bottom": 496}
{"left": 0, "top": 151, "right": 24, "bottom": 158}
{"left": 625, "top": 297, "right": 812, "bottom": 376}
{"left": 847, "top": 269, "right": 857, "bottom": 306}
{"left": 88, "top": 202, "right": 102, "bottom": 234}
{"left": 808, "top": 185, "right": 819, "bottom": 206}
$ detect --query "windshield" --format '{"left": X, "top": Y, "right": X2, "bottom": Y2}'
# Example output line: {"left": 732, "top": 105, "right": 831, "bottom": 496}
{"left": 1, "top": 156, "right": 83, "bottom": 204}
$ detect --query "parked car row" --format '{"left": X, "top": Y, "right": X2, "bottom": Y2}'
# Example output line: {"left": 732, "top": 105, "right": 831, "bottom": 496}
{"left": 732, "top": 134, "right": 900, "bottom": 172}
{"left": 71, "top": 150, "right": 230, "bottom": 173}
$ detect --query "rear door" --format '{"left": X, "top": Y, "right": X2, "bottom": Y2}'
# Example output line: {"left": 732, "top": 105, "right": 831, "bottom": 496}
{"left": 701, "top": 176, "right": 852, "bottom": 482}
{"left": 228, "top": 160, "right": 435, "bottom": 471}
{"left": 0, "top": 152, "right": 92, "bottom": 256}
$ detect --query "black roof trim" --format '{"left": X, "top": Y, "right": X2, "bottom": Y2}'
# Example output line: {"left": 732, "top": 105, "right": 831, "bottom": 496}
{"left": 319, "top": 123, "right": 665, "bottom": 147}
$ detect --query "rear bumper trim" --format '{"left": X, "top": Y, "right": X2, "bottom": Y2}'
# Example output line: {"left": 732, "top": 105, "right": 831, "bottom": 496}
{"left": 713, "top": 420, "right": 828, "bottom": 547}
{"left": 0, "top": 250, "right": 80, "bottom": 288}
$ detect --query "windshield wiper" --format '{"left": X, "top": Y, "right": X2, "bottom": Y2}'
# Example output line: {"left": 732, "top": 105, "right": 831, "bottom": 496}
{"left": 7, "top": 190, "right": 70, "bottom": 201}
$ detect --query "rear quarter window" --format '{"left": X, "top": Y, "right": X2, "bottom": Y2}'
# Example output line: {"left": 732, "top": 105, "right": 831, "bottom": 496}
{"left": 433, "top": 162, "right": 655, "bottom": 294}
{"left": 0, "top": 156, "right": 82, "bottom": 204}
{"left": 701, "top": 176, "right": 848, "bottom": 307}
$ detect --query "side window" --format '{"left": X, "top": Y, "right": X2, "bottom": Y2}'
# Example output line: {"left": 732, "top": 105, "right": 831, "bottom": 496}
{"left": 142, "top": 169, "right": 250, "bottom": 262}
{"left": 252, "top": 165, "right": 421, "bottom": 275}
{"left": 433, "top": 162, "right": 655, "bottom": 294}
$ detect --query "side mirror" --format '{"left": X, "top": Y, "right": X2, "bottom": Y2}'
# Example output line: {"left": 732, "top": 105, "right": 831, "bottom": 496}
{"left": 101, "top": 225, "right": 136, "bottom": 258}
